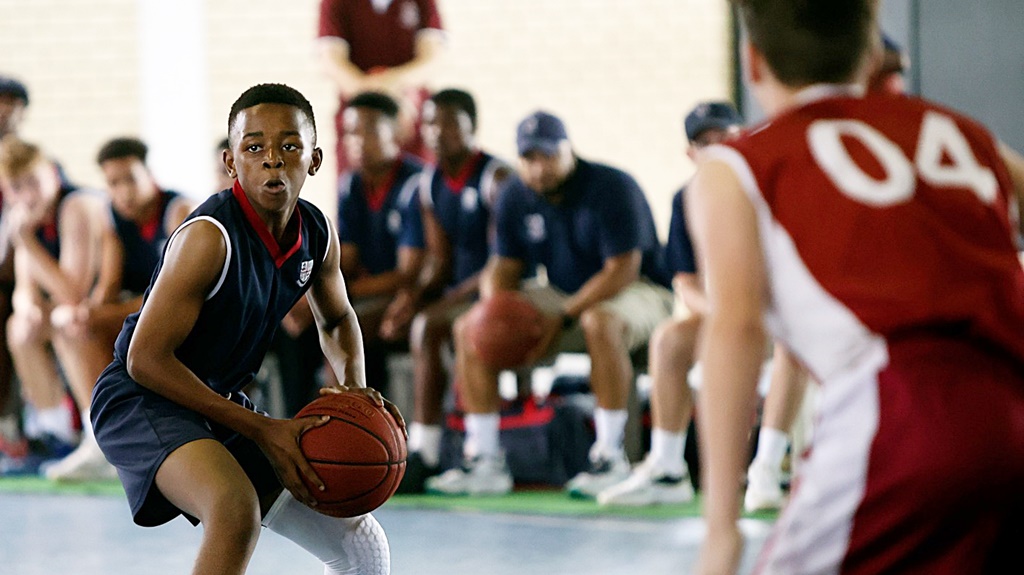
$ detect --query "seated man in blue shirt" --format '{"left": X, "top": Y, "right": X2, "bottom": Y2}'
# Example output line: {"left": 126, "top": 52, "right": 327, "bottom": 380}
{"left": 336, "top": 92, "right": 425, "bottom": 394}
{"left": 380, "top": 89, "right": 512, "bottom": 493}
{"left": 427, "top": 111, "right": 673, "bottom": 497}
{"left": 290, "top": 92, "right": 425, "bottom": 394}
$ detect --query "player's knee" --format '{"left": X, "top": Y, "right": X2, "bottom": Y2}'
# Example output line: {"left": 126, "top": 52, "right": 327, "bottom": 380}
{"left": 7, "top": 311, "right": 46, "bottom": 350}
{"left": 652, "top": 316, "right": 700, "bottom": 356}
{"left": 579, "top": 306, "right": 627, "bottom": 344}
{"left": 203, "top": 484, "right": 262, "bottom": 547}
{"left": 411, "top": 310, "right": 450, "bottom": 352}
{"left": 452, "top": 313, "right": 471, "bottom": 348}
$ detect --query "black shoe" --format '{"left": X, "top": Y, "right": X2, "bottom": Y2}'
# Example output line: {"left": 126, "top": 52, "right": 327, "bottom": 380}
{"left": 396, "top": 452, "right": 440, "bottom": 494}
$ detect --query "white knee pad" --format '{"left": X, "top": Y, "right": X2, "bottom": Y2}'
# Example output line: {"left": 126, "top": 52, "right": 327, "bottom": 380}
{"left": 262, "top": 491, "right": 390, "bottom": 575}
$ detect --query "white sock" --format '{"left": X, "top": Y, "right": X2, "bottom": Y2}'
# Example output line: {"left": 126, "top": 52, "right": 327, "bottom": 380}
{"left": 407, "top": 423, "right": 442, "bottom": 467}
{"left": 593, "top": 408, "right": 628, "bottom": 460}
{"left": 755, "top": 426, "right": 789, "bottom": 471}
{"left": 262, "top": 490, "right": 390, "bottom": 575}
{"left": 649, "top": 427, "right": 686, "bottom": 477}
{"left": 35, "top": 405, "right": 76, "bottom": 444}
{"left": 463, "top": 412, "right": 500, "bottom": 459}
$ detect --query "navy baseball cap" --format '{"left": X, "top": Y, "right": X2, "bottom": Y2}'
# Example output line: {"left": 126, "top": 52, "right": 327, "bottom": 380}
{"left": 0, "top": 76, "right": 28, "bottom": 106}
{"left": 516, "top": 111, "right": 568, "bottom": 156}
{"left": 684, "top": 101, "right": 741, "bottom": 142}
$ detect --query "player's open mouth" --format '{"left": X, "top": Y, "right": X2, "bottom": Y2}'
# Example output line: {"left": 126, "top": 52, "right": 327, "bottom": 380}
{"left": 264, "top": 179, "right": 286, "bottom": 192}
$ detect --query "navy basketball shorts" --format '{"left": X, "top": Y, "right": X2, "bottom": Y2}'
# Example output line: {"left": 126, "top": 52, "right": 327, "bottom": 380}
{"left": 756, "top": 336, "right": 1024, "bottom": 574}
{"left": 91, "top": 360, "right": 280, "bottom": 527}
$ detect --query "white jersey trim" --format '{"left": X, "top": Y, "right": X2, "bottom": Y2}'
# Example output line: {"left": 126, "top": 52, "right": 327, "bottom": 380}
{"left": 397, "top": 172, "right": 421, "bottom": 209}
{"left": 166, "top": 216, "right": 232, "bottom": 302}
{"left": 321, "top": 212, "right": 333, "bottom": 265}
{"left": 418, "top": 167, "right": 436, "bottom": 209}
{"left": 480, "top": 157, "right": 508, "bottom": 208}
{"left": 704, "top": 143, "right": 891, "bottom": 572}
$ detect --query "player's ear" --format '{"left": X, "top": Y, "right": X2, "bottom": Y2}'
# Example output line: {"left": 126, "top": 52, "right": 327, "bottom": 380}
{"left": 223, "top": 148, "right": 237, "bottom": 179}
{"left": 308, "top": 146, "right": 323, "bottom": 176}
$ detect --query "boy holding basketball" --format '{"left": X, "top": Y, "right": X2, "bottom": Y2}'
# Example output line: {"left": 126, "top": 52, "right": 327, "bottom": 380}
{"left": 91, "top": 83, "right": 401, "bottom": 575}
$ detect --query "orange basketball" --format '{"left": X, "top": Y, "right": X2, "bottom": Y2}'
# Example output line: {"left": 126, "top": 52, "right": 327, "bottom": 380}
{"left": 296, "top": 391, "right": 406, "bottom": 517}
{"left": 465, "top": 291, "right": 545, "bottom": 370}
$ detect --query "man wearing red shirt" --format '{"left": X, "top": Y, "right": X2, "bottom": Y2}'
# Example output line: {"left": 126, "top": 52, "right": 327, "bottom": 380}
{"left": 317, "top": 0, "right": 445, "bottom": 175}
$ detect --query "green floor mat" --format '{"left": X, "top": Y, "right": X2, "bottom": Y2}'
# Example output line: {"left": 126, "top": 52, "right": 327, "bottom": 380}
{"left": 0, "top": 477, "right": 778, "bottom": 522}
{"left": 0, "top": 476, "right": 125, "bottom": 497}
{"left": 386, "top": 490, "right": 779, "bottom": 521}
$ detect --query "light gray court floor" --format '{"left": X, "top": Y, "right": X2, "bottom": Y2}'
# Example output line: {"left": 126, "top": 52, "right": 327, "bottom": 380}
{"left": 0, "top": 493, "right": 772, "bottom": 574}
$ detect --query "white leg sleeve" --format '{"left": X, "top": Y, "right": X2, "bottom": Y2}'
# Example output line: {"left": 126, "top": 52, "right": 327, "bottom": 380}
{"left": 262, "top": 491, "right": 390, "bottom": 575}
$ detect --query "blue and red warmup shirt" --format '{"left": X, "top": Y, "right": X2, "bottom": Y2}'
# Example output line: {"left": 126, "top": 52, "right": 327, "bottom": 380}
{"left": 111, "top": 189, "right": 181, "bottom": 295}
{"left": 495, "top": 157, "right": 670, "bottom": 293}
{"left": 420, "top": 151, "right": 507, "bottom": 287}
{"left": 665, "top": 187, "right": 697, "bottom": 275}
{"left": 110, "top": 182, "right": 332, "bottom": 395}
{"left": 33, "top": 183, "right": 80, "bottom": 258}
{"left": 337, "top": 156, "right": 424, "bottom": 275}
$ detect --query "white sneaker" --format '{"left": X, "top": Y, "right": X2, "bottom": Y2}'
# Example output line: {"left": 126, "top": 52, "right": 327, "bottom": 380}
{"left": 43, "top": 438, "right": 118, "bottom": 482}
{"left": 597, "top": 457, "right": 694, "bottom": 507}
{"left": 744, "top": 459, "right": 785, "bottom": 512}
{"left": 424, "top": 454, "right": 513, "bottom": 496}
{"left": 565, "top": 451, "right": 631, "bottom": 499}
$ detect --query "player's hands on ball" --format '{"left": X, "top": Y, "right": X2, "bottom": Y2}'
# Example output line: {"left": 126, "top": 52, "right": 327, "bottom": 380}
{"left": 523, "top": 312, "right": 562, "bottom": 365}
{"left": 695, "top": 523, "right": 743, "bottom": 575}
{"left": 256, "top": 416, "right": 329, "bottom": 508}
{"left": 320, "top": 385, "right": 408, "bottom": 438}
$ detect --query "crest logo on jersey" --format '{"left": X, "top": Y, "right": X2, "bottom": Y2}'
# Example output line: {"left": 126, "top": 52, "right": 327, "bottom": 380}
{"left": 461, "top": 187, "right": 479, "bottom": 212}
{"left": 526, "top": 213, "right": 546, "bottom": 242}
{"left": 387, "top": 210, "right": 403, "bottom": 235}
{"left": 399, "top": 1, "right": 420, "bottom": 29}
{"left": 297, "top": 259, "right": 314, "bottom": 287}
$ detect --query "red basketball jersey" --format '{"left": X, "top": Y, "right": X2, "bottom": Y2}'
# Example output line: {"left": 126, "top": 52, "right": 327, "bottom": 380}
{"left": 709, "top": 86, "right": 1024, "bottom": 384}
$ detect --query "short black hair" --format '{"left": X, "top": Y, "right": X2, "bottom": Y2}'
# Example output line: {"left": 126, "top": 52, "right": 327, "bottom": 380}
{"left": 97, "top": 137, "right": 148, "bottom": 165}
{"left": 732, "top": 0, "right": 875, "bottom": 87}
{"left": 228, "top": 83, "right": 317, "bottom": 144}
{"left": 429, "top": 89, "right": 477, "bottom": 129}
{"left": 348, "top": 91, "right": 400, "bottom": 119}
{"left": 216, "top": 136, "right": 229, "bottom": 152}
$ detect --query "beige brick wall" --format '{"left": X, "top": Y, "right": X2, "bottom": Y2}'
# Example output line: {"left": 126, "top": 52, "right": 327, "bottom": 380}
{"left": 0, "top": 0, "right": 732, "bottom": 235}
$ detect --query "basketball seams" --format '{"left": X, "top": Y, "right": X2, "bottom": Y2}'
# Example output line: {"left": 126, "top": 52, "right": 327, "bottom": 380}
{"left": 295, "top": 392, "right": 407, "bottom": 517}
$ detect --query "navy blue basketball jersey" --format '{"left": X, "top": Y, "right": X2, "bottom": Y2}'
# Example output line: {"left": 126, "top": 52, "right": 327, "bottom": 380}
{"left": 111, "top": 189, "right": 183, "bottom": 294}
{"left": 495, "top": 158, "right": 670, "bottom": 292}
{"left": 33, "top": 184, "right": 81, "bottom": 258}
{"left": 336, "top": 156, "right": 424, "bottom": 276}
{"left": 112, "top": 181, "right": 332, "bottom": 394}
{"left": 419, "top": 151, "right": 507, "bottom": 286}
{"left": 665, "top": 187, "right": 697, "bottom": 275}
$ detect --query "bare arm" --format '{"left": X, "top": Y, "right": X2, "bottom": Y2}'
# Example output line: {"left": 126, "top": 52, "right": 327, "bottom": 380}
{"left": 91, "top": 228, "right": 125, "bottom": 304}
{"left": 414, "top": 207, "right": 453, "bottom": 299}
{"left": 479, "top": 255, "right": 524, "bottom": 299}
{"left": 998, "top": 142, "right": 1024, "bottom": 238}
{"left": 689, "top": 160, "right": 769, "bottom": 575}
{"left": 309, "top": 225, "right": 406, "bottom": 432}
{"left": 165, "top": 196, "right": 196, "bottom": 235}
{"left": 15, "top": 194, "right": 104, "bottom": 305}
{"left": 561, "top": 250, "right": 641, "bottom": 318}
{"left": 308, "top": 225, "right": 366, "bottom": 389}
{"left": 367, "top": 30, "right": 445, "bottom": 94}
{"left": 673, "top": 272, "right": 707, "bottom": 317}
{"left": 317, "top": 38, "right": 369, "bottom": 100}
